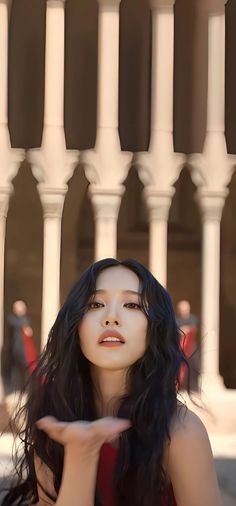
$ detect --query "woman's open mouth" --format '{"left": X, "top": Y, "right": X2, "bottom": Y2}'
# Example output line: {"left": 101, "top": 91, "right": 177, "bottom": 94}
{"left": 98, "top": 330, "right": 125, "bottom": 346}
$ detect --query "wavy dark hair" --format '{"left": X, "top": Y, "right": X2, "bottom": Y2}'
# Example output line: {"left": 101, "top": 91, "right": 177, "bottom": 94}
{"left": 2, "top": 258, "right": 188, "bottom": 506}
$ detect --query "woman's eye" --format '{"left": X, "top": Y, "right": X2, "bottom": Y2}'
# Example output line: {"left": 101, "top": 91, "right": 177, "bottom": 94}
{"left": 88, "top": 301, "right": 104, "bottom": 309}
{"left": 124, "top": 302, "right": 141, "bottom": 309}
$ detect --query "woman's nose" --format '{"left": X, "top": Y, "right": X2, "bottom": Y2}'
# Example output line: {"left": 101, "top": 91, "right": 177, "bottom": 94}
{"left": 104, "top": 318, "right": 119, "bottom": 326}
{"left": 101, "top": 301, "right": 121, "bottom": 327}
{"left": 102, "top": 312, "right": 120, "bottom": 327}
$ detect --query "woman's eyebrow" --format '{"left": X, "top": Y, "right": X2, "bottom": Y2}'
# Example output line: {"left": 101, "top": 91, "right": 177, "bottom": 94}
{"left": 95, "top": 289, "right": 141, "bottom": 295}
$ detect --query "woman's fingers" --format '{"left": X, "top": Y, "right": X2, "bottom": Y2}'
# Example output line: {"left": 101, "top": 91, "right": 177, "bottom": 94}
{"left": 90, "top": 417, "right": 131, "bottom": 441}
{"left": 36, "top": 417, "right": 72, "bottom": 444}
{"left": 36, "top": 416, "right": 131, "bottom": 448}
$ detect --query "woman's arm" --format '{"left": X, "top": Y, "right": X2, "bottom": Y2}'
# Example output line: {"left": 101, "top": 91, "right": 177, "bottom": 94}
{"left": 35, "top": 416, "right": 130, "bottom": 506}
{"left": 168, "top": 409, "right": 222, "bottom": 506}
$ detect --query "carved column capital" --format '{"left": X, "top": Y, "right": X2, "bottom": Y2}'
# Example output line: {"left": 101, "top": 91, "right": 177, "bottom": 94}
{"left": 197, "top": 189, "right": 228, "bottom": 221}
{"left": 143, "top": 187, "right": 175, "bottom": 221}
{"left": 38, "top": 185, "right": 67, "bottom": 219}
{"left": 89, "top": 185, "right": 125, "bottom": 221}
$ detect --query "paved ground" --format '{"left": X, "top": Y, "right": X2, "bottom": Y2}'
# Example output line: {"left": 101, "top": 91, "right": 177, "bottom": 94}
{"left": 209, "top": 433, "right": 236, "bottom": 505}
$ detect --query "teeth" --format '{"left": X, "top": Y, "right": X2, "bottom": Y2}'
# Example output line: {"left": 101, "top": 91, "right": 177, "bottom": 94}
{"left": 102, "top": 337, "right": 121, "bottom": 342}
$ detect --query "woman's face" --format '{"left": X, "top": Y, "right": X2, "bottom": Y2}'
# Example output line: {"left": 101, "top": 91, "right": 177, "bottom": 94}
{"left": 79, "top": 266, "right": 148, "bottom": 371}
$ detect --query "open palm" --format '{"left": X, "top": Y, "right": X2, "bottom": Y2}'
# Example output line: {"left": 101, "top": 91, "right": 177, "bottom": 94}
{"left": 36, "top": 416, "right": 131, "bottom": 451}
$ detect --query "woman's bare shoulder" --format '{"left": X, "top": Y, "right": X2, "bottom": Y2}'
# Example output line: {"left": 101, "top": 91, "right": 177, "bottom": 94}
{"left": 165, "top": 405, "right": 223, "bottom": 505}
{"left": 170, "top": 403, "right": 209, "bottom": 440}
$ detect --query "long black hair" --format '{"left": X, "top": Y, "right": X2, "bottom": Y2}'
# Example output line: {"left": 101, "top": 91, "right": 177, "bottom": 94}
{"left": 2, "top": 258, "right": 187, "bottom": 505}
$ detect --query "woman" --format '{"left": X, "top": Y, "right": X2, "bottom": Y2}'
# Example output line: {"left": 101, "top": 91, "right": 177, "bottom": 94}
{"left": 3, "top": 258, "right": 222, "bottom": 506}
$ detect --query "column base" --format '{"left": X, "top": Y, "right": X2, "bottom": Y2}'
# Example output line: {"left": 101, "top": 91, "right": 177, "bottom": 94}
{"left": 199, "top": 372, "right": 225, "bottom": 394}
{"left": 180, "top": 385, "right": 236, "bottom": 434}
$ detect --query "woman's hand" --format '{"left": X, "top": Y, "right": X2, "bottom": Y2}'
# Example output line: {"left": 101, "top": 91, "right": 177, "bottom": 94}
{"left": 35, "top": 417, "right": 131, "bottom": 506}
{"left": 36, "top": 416, "right": 131, "bottom": 455}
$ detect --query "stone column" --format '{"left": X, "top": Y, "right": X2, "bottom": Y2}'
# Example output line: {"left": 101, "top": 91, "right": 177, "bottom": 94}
{"left": 135, "top": 0, "right": 184, "bottom": 284}
{"left": 198, "top": 191, "right": 227, "bottom": 389}
{"left": 39, "top": 187, "right": 67, "bottom": 348}
{"left": 149, "top": 0, "right": 175, "bottom": 146}
{"left": 189, "top": 1, "right": 233, "bottom": 391}
{"left": 0, "top": 0, "right": 24, "bottom": 398}
{"left": 97, "top": 0, "right": 120, "bottom": 132}
{"left": 82, "top": 0, "right": 131, "bottom": 260}
{"left": 144, "top": 188, "right": 175, "bottom": 286}
{"left": 89, "top": 187, "right": 125, "bottom": 260}
{"left": 0, "top": 188, "right": 11, "bottom": 398}
{"left": 28, "top": 0, "right": 78, "bottom": 348}
{"left": 44, "top": 0, "right": 65, "bottom": 129}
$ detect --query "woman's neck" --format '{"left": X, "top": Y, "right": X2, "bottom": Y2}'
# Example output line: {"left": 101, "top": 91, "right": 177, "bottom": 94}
{"left": 91, "top": 367, "right": 128, "bottom": 417}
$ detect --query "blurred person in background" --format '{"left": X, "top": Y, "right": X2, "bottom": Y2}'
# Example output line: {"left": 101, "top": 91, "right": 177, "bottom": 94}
{"left": 3, "top": 300, "right": 37, "bottom": 393}
{"left": 175, "top": 300, "right": 199, "bottom": 390}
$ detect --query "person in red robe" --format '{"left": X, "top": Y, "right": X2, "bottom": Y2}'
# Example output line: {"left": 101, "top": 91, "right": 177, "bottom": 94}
{"left": 6, "top": 299, "right": 37, "bottom": 392}
{"left": 175, "top": 300, "right": 199, "bottom": 390}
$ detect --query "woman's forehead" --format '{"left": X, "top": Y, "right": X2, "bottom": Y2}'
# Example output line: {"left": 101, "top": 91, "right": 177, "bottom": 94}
{"left": 96, "top": 265, "right": 140, "bottom": 292}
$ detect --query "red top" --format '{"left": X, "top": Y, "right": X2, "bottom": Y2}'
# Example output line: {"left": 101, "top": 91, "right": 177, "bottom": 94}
{"left": 97, "top": 442, "right": 176, "bottom": 506}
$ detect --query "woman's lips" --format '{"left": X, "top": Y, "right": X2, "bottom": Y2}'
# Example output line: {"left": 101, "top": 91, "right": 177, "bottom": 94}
{"left": 99, "top": 341, "right": 124, "bottom": 347}
{"left": 98, "top": 329, "right": 126, "bottom": 344}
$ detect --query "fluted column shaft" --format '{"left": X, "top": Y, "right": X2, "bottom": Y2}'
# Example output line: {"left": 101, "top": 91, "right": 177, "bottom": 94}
{"left": 90, "top": 187, "right": 124, "bottom": 260}
{"left": 97, "top": 0, "right": 120, "bottom": 128}
{"left": 195, "top": 1, "right": 230, "bottom": 390}
{"left": 199, "top": 192, "right": 227, "bottom": 387}
{"left": 39, "top": 188, "right": 67, "bottom": 348}
{"left": 144, "top": 188, "right": 174, "bottom": 286}
{"left": 137, "top": 0, "right": 183, "bottom": 284}
{"left": 28, "top": 0, "right": 78, "bottom": 347}
{"left": 84, "top": 0, "right": 131, "bottom": 261}
{"left": 150, "top": 0, "right": 175, "bottom": 135}
{"left": 207, "top": 8, "right": 225, "bottom": 133}
{"left": 200, "top": 1, "right": 228, "bottom": 168}
{"left": 44, "top": 0, "right": 65, "bottom": 127}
